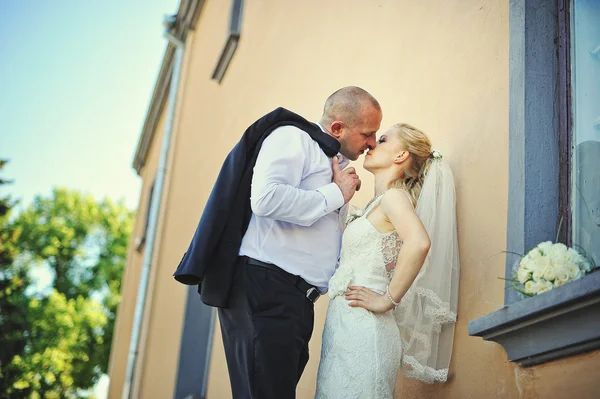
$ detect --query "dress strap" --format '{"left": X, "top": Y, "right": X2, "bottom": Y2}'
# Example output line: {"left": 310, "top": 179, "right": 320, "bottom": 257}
{"left": 364, "top": 189, "right": 414, "bottom": 216}
{"left": 364, "top": 194, "right": 385, "bottom": 216}
{"left": 398, "top": 189, "right": 415, "bottom": 207}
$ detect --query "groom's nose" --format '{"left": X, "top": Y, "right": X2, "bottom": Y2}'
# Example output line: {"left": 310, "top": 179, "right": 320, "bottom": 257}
{"left": 366, "top": 136, "right": 376, "bottom": 150}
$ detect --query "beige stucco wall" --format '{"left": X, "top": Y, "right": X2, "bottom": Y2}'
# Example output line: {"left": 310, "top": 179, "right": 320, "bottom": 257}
{"left": 108, "top": 31, "right": 201, "bottom": 397}
{"left": 109, "top": 0, "right": 600, "bottom": 398}
{"left": 107, "top": 88, "right": 193, "bottom": 398}
{"left": 130, "top": 34, "right": 200, "bottom": 399}
{"left": 180, "top": 0, "right": 513, "bottom": 397}
{"left": 107, "top": 102, "right": 168, "bottom": 399}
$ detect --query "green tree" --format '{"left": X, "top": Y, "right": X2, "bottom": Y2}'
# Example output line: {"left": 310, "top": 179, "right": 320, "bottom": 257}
{"left": 0, "top": 160, "right": 29, "bottom": 395}
{"left": 1, "top": 185, "right": 134, "bottom": 397}
{"left": 7, "top": 291, "right": 107, "bottom": 399}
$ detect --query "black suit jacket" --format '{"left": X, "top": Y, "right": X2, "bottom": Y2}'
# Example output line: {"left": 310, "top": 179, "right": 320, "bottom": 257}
{"left": 173, "top": 107, "right": 340, "bottom": 308}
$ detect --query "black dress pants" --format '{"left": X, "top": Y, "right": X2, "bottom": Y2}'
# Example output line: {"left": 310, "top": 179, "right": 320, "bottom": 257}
{"left": 218, "top": 257, "right": 315, "bottom": 399}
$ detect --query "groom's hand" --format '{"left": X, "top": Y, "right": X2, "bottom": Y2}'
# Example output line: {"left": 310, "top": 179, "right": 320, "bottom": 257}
{"left": 332, "top": 156, "right": 361, "bottom": 204}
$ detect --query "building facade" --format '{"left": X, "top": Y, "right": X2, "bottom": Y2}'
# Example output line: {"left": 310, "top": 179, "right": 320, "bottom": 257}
{"left": 108, "top": 0, "right": 600, "bottom": 398}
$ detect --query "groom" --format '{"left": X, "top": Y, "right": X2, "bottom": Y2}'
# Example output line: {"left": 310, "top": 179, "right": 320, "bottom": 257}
{"left": 227, "top": 87, "right": 381, "bottom": 398}
{"left": 177, "top": 86, "right": 382, "bottom": 398}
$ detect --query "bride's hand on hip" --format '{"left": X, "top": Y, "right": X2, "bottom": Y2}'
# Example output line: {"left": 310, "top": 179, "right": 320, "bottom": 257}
{"left": 345, "top": 286, "right": 394, "bottom": 313}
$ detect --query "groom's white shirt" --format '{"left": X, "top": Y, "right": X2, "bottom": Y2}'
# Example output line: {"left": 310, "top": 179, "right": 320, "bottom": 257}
{"left": 239, "top": 123, "right": 349, "bottom": 292}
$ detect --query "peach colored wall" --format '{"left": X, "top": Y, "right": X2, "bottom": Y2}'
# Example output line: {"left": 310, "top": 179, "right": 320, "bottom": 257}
{"left": 177, "top": 0, "right": 514, "bottom": 396}
{"left": 107, "top": 102, "right": 168, "bottom": 398}
{"left": 109, "top": 0, "right": 600, "bottom": 398}
{"left": 130, "top": 31, "right": 198, "bottom": 399}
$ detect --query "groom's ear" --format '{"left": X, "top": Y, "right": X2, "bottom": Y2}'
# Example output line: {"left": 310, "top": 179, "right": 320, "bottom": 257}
{"left": 330, "top": 121, "right": 344, "bottom": 139}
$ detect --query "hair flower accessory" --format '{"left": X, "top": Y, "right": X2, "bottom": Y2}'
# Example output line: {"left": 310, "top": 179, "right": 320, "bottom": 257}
{"left": 430, "top": 150, "right": 443, "bottom": 160}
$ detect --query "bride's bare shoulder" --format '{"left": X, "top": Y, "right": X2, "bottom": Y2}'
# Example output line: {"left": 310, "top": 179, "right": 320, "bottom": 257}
{"left": 380, "top": 189, "right": 413, "bottom": 209}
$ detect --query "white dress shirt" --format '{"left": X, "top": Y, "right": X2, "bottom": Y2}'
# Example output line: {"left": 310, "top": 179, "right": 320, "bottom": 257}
{"left": 239, "top": 124, "right": 349, "bottom": 292}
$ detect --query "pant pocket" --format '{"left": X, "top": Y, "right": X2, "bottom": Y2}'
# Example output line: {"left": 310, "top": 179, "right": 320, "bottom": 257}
{"left": 244, "top": 266, "right": 269, "bottom": 313}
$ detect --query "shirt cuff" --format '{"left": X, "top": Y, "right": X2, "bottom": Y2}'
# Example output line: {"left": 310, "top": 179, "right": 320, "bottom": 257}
{"left": 317, "top": 183, "right": 345, "bottom": 214}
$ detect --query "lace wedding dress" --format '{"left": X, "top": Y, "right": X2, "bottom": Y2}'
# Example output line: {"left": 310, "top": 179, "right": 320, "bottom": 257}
{"left": 316, "top": 160, "right": 460, "bottom": 398}
{"left": 315, "top": 196, "right": 403, "bottom": 399}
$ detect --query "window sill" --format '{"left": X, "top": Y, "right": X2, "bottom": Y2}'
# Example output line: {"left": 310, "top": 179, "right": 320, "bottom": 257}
{"left": 468, "top": 271, "right": 600, "bottom": 367}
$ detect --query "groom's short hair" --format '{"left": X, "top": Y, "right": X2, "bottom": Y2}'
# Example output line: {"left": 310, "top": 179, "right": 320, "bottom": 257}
{"left": 321, "top": 86, "right": 381, "bottom": 128}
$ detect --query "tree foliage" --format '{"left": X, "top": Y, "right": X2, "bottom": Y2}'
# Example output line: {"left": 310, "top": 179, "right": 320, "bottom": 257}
{"left": 0, "top": 162, "right": 135, "bottom": 398}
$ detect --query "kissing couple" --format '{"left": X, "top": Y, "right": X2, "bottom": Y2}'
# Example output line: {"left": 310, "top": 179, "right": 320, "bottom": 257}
{"left": 174, "top": 86, "right": 460, "bottom": 398}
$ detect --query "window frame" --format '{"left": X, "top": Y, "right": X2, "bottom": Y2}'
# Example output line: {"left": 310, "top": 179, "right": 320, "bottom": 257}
{"left": 135, "top": 178, "right": 156, "bottom": 252}
{"left": 468, "top": 0, "right": 600, "bottom": 367}
{"left": 211, "top": 0, "right": 244, "bottom": 83}
{"left": 557, "top": 0, "right": 573, "bottom": 246}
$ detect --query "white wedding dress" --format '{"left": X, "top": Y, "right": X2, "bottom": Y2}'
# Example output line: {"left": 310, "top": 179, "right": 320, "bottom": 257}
{"left": 315, "top": 197, "right": 403, "bottom": 399}
{"left": 316, "top": 161, "right": 460, "bottom": 397}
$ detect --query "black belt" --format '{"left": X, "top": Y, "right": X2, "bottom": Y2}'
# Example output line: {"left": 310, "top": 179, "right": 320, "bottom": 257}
{"left": 244, "top": 257, "right": 321, "bottom": 303}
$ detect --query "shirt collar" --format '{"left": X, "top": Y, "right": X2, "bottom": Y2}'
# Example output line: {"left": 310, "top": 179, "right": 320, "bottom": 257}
{"left": 315, "top": 122, "right": 350, "bottom": 169}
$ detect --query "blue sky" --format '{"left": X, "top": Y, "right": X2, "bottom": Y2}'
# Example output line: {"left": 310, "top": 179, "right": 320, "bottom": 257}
{"left": 0, "top": 0, "right": 180, "bottom": 211}
{"left": 0, "top": 2, "right": 180, "bottom": 396}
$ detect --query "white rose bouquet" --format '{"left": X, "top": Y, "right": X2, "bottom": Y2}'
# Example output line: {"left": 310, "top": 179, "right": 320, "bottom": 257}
{"left": 513, "top": 241, "right": 595, "bottom": 296}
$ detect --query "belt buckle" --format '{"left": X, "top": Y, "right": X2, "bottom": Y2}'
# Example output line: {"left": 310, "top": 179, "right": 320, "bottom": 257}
{"left": 306, "top": 287, "right": 320, "bottom": 303}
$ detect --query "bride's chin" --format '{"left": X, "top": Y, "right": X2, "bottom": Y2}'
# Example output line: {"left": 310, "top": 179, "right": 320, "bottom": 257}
{"left": 363, "top": 160, "right": 373, "bottom": 173}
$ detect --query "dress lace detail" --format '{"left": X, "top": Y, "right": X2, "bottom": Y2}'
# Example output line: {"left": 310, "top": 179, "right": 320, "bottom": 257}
{"left": 398, "top": 286, "right": 457, "bottom": 325}
{"left": 394, "top": 282, "right": 457, "bottom": 380}
{"left": 402, "top": 355, "right": 449, "bottom": 383}
{"left": 382, "top": 232, "right": 402, "bottom": 278}
{"left": 316, "top": 197, "right": 403, "bottom": 398}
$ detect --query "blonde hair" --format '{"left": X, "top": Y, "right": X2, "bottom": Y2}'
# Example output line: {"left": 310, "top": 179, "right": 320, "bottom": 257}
{"left": 390, "top": 123, "right": 433, "bottom": 205}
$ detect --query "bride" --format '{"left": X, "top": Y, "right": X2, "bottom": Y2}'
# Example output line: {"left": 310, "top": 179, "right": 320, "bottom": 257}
{"left": 315, "top": 123, "right": 460, "bottom": 398}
